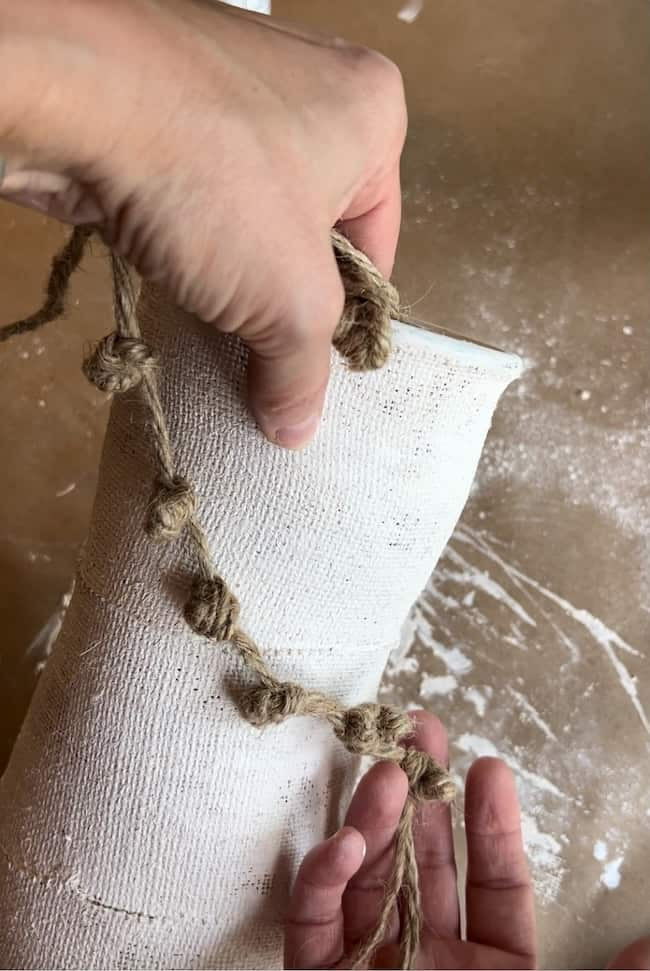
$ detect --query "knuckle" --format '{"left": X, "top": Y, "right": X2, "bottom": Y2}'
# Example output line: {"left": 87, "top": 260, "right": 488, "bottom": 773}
{"left": 348, "top": 44, "right": 402, "bottom": 89}
{"left": 470, "top": 830, "right": 528, "bottom": 883}
{"left": 414, "top": 845, "right": 456, "bottom": 875}
{"left": 346, "top": 46, "right": 407, "bottom": 135}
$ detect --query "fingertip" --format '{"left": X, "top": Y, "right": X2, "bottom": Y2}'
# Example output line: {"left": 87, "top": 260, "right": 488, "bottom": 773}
{"left": 345, "top": 759, "right": 409, "bottom": 831}
{"left": 465, "top": 757, "right": 522, "bottom": 836}
{"left": 406, "top": 709, "right": 449, "bottom": 763}
{"left": 362, "top": 759, "right": 410, "bottom": 807}
{"left": 299, "top": 825, "right": 366, "bottom": 887}
{"left": 247, "top": 353, "right": 328, "bottom": 450}
{"left": 608, "top": 936, "right": 650, "bottom": 970}
{"left": 288, "top": 827, "right": 365, "bottom": 923}
{"left": 245, "top": 236, "right": 345, "bottom": 450}
{"left": 272, "top": 412, "right": 321, "bottom": 450}
{"left": 466, "top": 757, "right": 516, "bottom": 801}
{"left": 330, "top": 825, "right": 367, "bottom": 873}
{"left": 337, "top": 164, "right": 402, "bottom": 280}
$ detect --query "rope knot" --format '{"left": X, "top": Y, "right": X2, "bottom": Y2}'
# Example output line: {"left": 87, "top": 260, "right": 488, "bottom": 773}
{"left": 146, "top": 476, "right": 196, "bottom": 541}
{"left": 334, "top": 703, "right": 412, "bottom": 759}
{"left": 240, "top": 681, "right": 309, "bottom": 726}
{"left": 332, "top": 229, "right": 398, "bottom": 372}
{"left": 184, "top": 575, "right": 239, "bottom": 641}
{"left": 400, "top": 748, "right": 456, "bottom": 803}
{"left": 83, "top": 333, "right": 155, "bottom": 393}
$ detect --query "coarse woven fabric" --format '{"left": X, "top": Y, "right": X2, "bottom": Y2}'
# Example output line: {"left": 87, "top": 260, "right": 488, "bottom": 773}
{"left": 0, "top": 284, "right": 520, "bottom": 970}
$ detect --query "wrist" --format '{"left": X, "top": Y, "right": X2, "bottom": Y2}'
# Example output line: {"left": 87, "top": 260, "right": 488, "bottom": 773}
{"left": 0, "top": 0, "right": 230, "bottom": 182}
{"left": 0, "top": 0, "right": 153, "bottom": 176}
{"left": 0, "top": 0, "right": 79, "bottom": 169}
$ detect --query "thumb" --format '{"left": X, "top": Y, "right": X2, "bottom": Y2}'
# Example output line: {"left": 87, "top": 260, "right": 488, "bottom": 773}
{"left": 284, "top": 825, "right": 366, "bottom": 970}
{"left": 246, "top": 247, "right": 344, "bottom": 450}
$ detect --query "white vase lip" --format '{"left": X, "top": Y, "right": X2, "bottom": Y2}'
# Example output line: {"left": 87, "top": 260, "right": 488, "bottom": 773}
{"left": 392, "top": 317, "right": 522, "bottom": 377}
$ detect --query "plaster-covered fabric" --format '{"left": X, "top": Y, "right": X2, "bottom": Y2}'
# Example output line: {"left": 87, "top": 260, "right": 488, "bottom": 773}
{"left": 0, "top": 284, "right": 519, "bottom": 969}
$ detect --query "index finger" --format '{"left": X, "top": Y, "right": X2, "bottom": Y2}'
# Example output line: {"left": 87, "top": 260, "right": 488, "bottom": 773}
{"left": 341, "top": 760, "right": 408, "bottom": 949}
{"left": 465, "top": 757, "right": 537, "bottom": 964}
{"left": 337, "top": 163, "right": 402, "bottom": 280}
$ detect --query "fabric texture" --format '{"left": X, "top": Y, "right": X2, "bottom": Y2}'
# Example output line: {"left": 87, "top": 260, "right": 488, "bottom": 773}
{"left": 0, "top": 286, "right": 519, "bottom": 969}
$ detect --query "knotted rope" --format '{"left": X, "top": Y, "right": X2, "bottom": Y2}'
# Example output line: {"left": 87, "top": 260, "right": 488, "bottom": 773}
{"left": 1, "top": 226, "right": 455, "bottom": 969}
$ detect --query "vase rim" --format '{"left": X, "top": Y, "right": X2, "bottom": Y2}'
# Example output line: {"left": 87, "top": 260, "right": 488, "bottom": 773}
{"left": 393, "top": 317, "right": 522, "bottom": 375}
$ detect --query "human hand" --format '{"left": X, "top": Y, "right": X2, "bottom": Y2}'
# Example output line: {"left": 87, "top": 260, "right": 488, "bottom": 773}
{"left": 0, "top": 0, "right": 406, "bottom": 448}
{"left": 286, "top": 711, "right": 536, "bottom": 970}
{"left": 286, "top": 711, "right": 650, "bottom": 970}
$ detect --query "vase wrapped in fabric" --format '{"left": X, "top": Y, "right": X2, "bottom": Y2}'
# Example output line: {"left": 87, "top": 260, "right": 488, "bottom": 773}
{"left": 0, "top": 274, "right": 520, "bottom": 969}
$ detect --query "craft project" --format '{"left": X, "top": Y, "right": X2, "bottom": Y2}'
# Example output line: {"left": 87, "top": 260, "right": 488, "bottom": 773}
{"left": 0, "top": 226, "right": 520, "bottom": 969}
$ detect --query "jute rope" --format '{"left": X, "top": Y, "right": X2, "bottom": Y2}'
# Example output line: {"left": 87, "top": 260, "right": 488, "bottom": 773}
{"left": 1, "top": 226, "right": 455, "bottom": 970}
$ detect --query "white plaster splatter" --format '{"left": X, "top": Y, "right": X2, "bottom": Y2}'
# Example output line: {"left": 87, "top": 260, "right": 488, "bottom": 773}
{"left": 600, "top": 857, "right": 623, "bottom": 890}
{"left": 507, "top": 686, "right": 558, "bottom": 742}
{"left": 455, "top": 733, "right": 564, "bottom": 797}
{"left": 455, "top": 733, "right": 499, "bottom": 759}
{"left": 420, "top": 674, "right": 457, "bottom": 698}
{"left": 521, "top": 812, "right": 565, "bottom": 904}
{"left": 592, "top": 840, "right": 625, "bottom": 889}
{"left": 228, "top": 0, "right": 271, "bottom": 10}
{"left": 390, "top": 655, "right": 419, "bottom": 676}
{"left": 593, "top": 840, "right": 607, "bottom": 862}
{"left": 26, "top": 585, "right": 74, "bottom": 672}
{"left": 443, "top": 546, "right": 537, "bottom": 627}
{"left": 398, "top": 602, "right": 473, "bottom": 675}
{"left": 397, "top": 0, "right": 423, "bottom": 23}
{"left": 386, "top": 612, "right": 422, "bottom": 678}
{"left": 436, "top": 643, "right": 473, "bottom": 675}
{"left": 462, "top": 686, "right": 489, "bottom": 717}
{"left": 55, "top": 482, "right": 77, "bottom": 498}
{"left": 455, "top": 527, "right": 649, "bottom": 735}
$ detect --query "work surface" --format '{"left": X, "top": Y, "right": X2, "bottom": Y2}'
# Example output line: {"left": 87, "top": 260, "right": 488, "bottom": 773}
{"left": 1, "top": 1, "right": 648, "bottom": 967}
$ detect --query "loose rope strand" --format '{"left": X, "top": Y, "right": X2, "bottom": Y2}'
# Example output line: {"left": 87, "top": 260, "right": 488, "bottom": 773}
{"left": 2, "top": 225, "right": 455, "bottom": 970}
{"left": 0, "top": 224, "right": 95, "bottom": 344}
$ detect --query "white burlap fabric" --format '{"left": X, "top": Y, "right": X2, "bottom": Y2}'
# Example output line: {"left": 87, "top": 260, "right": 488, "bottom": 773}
{"left": 0, "top": 285, "right": 519, "bottom": 969}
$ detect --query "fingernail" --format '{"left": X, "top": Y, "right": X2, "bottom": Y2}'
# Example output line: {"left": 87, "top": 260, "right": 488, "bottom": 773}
{"left": 273, "top": 413, "right": 320, "bottom": 450}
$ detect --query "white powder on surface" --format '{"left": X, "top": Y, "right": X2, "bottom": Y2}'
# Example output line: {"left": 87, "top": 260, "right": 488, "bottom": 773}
{"left": 462, "top": 686, "right": 489, "bottom": 717}
{"left": 382, "top": 520, "right": 645, "bottom": 912}
{"left": 420, "top": 674, "right": 457, "bottom": 698}
{"left": 600, "top": 857, "right": 623, "bottom": 890}
{"left": 397, "top": 0, "right": 423, "bottom": 23}
{"left": 593, "top": 840, "right": 607, "bottom": 862}
{"left": 520, "top": 812, "right": 566, "bottom": 904}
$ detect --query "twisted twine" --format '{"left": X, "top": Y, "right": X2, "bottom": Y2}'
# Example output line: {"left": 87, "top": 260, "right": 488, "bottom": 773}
{"left": 1, "top": 226, "right": 455, "bottom": 970}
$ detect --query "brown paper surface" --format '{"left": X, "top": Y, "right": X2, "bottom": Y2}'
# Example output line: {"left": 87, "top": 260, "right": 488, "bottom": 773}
{"left": 1, "top": 2, "right": 648, "bottom": 966}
